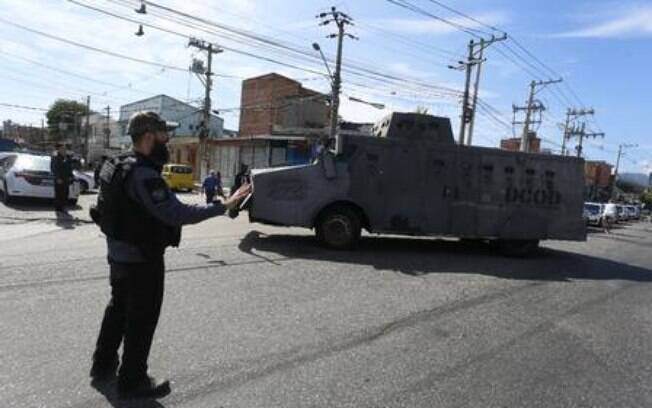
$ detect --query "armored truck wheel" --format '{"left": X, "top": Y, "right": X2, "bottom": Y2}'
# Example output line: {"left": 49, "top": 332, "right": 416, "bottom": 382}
{"left": 495, "top": 239, "right": 540, "bottom": 257}
{"left": 316, "top": 206, "right": 362, "bottom": 250}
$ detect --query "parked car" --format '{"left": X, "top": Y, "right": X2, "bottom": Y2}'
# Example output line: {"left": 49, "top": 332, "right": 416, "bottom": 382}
{"left": 615, "top": 205, "right": 627, "bottom": 222}
{"left": 0, "top": 153, "right": 80, "bottom": 204}
{"left": 162, "top": 163, "right": 194, "bottom": 191}
{"left": 73, "top": 169, "right": 95, "bottom": 193}
{"left": 602, "top": 203, "right": 618, "bottom": 225}
{"left": 583, "top": 202, "right": 603, "bottom": 226}
{"left": 627, "top": 205, "right": 641, "bottom": 221}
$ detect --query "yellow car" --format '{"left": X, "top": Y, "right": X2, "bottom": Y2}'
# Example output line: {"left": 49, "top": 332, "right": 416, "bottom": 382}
{"left": 162, "top": 164, "right": 195, "bottom": 191}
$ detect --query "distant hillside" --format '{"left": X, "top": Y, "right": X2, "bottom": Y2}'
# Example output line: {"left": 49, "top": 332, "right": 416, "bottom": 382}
{"left": 619, "top": 173, "right": 649, "bottom": 188}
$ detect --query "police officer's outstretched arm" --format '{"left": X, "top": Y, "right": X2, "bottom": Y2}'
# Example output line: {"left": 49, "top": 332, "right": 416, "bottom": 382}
{"left": 127, "top": 166, "right": 250, "bottom": 227}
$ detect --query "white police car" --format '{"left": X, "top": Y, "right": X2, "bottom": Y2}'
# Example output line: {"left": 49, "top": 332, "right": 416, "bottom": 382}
{"left": 0, "top": 153, "right": 80, "bottom": 204}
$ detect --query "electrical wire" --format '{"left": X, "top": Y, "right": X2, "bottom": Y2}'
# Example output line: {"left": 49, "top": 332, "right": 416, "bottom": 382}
{"left": 384, "top": 0, "right": 489, "bottom": 38}
{"left": 0, "top": 102, "right": 48, "bottom": 111}
{"left": 72, "top": 0, "right": 464, "bottom": 98}
{"left": 390, "top": 0, "right": 598, "bottom": 138}
{"left": 424, "top": 0, "right": 504, "bottom": 34}
{"left": 118, "top": 0, "right": 463, "bottom": 95}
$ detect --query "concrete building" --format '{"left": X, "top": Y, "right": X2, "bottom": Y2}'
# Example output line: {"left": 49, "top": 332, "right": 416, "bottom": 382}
{"left": 118, "top": 95, "right": 224, "bottom": 178}
{"left": 86, "top": 112, "right": 122, "bottom": 163}
{"left": 118, "top": 95, "right": 223, "bottom": 140}
{"left": 500, "top": 132, "right": 541, "bottom": 153}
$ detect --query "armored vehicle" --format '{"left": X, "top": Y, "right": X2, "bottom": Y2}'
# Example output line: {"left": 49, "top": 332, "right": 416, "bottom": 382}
{"left": 246, "top": 113, "right": 586, "bottom": 255}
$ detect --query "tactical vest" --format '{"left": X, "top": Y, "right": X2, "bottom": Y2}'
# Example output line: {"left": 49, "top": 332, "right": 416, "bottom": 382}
{"left": 91, "top": 153, "right": 180, "bottom": 259}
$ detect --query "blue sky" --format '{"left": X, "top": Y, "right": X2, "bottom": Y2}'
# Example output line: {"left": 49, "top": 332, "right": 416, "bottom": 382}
{"left": 0, "top": 0, "right": 650, "bottom": 173}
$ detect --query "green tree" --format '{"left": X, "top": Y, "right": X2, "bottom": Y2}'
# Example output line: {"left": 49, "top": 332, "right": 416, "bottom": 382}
{"left": 641, "top": 190, "right": 652, "bottom": 207}
{"left": 615, "top": 178, "right": 645, "bottom": 195}
{"left": 46, "top": 99, "right": 89, "bottom": 142}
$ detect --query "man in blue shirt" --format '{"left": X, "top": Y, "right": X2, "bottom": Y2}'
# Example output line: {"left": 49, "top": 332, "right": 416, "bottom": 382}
{"left": 201, "top": 170, "right": 219, "bottom": 204}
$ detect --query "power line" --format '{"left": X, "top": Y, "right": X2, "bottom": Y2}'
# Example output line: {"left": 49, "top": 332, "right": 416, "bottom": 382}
{"left": 0, "top": 102, "right": 48, "bottom": 111}
{"left": 424, "top": 0, "right": 504, "bottom": 33}
{"left": 0, "top": 17, "right": 195, "bottom": 73}
{"left": 0, "top": 49, "right": 179, "bottom": 99}
{"left": 384, "top": 0, "right": 489, "bottom": 38}
{"left": 74, "top": 0, "right": 464, "bottom": 98}
{"left": 356, "top": 19, "right": 460, "bottom": 58}
{"left": 396, "top": 0, "right": 595, "bottom": 133}
{"left": 68, "top": 0, "right": 331, "bottom": 76}
{"left": 131, "top": 0, "right": 463, "bottom": 95}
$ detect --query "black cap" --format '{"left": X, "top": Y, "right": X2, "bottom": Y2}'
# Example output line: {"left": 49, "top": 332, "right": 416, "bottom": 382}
{"left": 127, "top": 111, "right": 178, "bottom": 136}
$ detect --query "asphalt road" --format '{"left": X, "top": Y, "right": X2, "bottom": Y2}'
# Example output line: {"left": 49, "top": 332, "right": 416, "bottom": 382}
{"left": 1, "top": 193, "right": 651, "bottom": 408}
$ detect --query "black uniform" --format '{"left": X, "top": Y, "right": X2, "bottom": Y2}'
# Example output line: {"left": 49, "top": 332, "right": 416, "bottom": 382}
{"left": 50, "top": 153, "right": 73, "bottom": 211}
{"left": 232, "top": 168, "right": 249, "bottom": 197}
{"left": 91, "top": 152, "right": 226, "bottom": 388}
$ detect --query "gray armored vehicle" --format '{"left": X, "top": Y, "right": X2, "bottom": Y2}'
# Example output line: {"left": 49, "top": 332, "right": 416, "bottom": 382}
{"left": 246, "top": 112, "right": 586, "bottom": 255}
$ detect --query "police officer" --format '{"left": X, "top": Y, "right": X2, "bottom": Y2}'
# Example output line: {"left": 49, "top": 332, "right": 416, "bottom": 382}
{"left": 89, "top": 112, "right": 250, "bottom": 399}
{"left": 50, "top": 143, "right": 73, "bottom": 212}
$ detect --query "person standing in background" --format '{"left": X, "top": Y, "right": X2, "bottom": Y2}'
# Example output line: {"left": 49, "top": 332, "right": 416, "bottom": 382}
{"left": 50, "top": 143, "right": 73, "bottom": 212}
{"left": 201, "top": 170, "right": 219, "bottom": 204}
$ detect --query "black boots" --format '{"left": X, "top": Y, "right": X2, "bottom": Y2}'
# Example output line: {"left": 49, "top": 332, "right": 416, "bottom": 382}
{"left": 117, "top": 376, "right": 171, "bottom": 399}
{"left": 90, "top": 360, "right": 170, "bottom": 400}
{"left": 89, "top": 358, "right": 119, "bottom": 383}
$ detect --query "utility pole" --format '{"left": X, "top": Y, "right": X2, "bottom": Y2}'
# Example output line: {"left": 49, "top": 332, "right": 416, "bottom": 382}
{"left": 561, "top": 108, "right": 594, "bottom": 156}
{"left": 41, "top": 118, "right": 45, "bottom": 146}
{"left": 450, "top": 34, "right": 506, "bottom": 146}
{"left": 188, "top": 37, "right": 223, "bottom": 179}
{"left": 579, "top": 129, "right": 605, "bottom": 158}
{"left": 561, "top": 109, "right": 572, "bottom": 156}
{"left": 566, "top": 121, "right": 604, "bottom": 158}
{"left": 513, "top": 78, "right": 562, "bottom": 152}
{"left": 458, "top": 39, "right": 474, "bottom": 145}
{"left": 613, "top": 143, "right": 638, "bottom": 179}
{"left": 104, "top": 106, "right": 111, "bottom": 148}
{"left": 611, "top": 143, "right": 637, "bottom": 199}
{"left": 317, "top": 7, "right": 356, "bottom": 145}
{"left": 84, "top": 96, "right": 91, "bottom": 161}
{"left": 467, "top": 34, "right": 507, "bottom": 145}
{"left": 574, "top": 122, "right": 587, "bottom": 158}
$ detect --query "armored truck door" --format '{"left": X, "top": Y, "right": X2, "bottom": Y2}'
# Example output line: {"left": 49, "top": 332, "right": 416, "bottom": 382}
{"left": 377, "top": 141, "right": 429, "bottom": 234}
{"left": 422, "top": 148, "right": 454, "bottom": 234}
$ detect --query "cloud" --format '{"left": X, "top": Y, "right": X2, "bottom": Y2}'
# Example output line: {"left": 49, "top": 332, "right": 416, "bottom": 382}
{"left": 640, "top": 160, "right": 651, "bottom": 173}
{"left": 371, "top": 11, "right": 508, "bottom": 35}
{"left": 552, "top": 5, "right": 652, "bottom": 38}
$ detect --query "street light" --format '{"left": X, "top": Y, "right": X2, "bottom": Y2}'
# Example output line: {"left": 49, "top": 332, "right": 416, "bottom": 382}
{"left": 348, "top": 96, "right": 385, "bottom": 110}
{"left": 312, "top": 42, "right": 333, "bottom": 80}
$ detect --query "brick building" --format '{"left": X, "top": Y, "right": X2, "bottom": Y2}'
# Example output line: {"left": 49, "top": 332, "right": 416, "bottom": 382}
{"left": 238, "top": 73, "right": 329, "bottom": 137}
{"left": 585, "top": 160, "right": 613, "bottom": 188}
{"left": 500, "top": 132, "right": 541, "bottom": 153}
{"left": 584, "top": 160, "right": 613, "bottom": 201}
